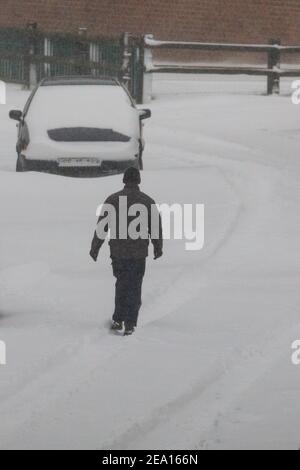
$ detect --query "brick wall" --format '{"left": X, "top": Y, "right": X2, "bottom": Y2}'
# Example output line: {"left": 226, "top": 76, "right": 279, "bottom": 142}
{"left": 1, "top": 0, "right": 300, "bottom": 44}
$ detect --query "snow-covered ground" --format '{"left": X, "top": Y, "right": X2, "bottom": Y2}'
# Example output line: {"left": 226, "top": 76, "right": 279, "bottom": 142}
{"left": 0, "top": 76, "right": 299, "bottom": 450}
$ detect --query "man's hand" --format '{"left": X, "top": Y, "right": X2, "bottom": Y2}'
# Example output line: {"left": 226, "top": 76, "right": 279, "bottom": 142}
{"left": 89, "top": 249, "right": 98, "bottom": 262}
{"left": 154, "top": 249, "right": 163, "bottom": 260}
{"left": 90, "top": 231, "right": 103, "bottom": 262}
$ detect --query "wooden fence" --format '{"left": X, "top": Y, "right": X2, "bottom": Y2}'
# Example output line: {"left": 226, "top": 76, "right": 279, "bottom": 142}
{"left": 141, "top": 35, "right": 300, "bottom": 102}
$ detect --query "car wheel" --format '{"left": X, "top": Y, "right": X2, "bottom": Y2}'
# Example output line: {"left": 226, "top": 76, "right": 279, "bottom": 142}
{"left": 16, "top": 154, "right": 28, "bottom": 172}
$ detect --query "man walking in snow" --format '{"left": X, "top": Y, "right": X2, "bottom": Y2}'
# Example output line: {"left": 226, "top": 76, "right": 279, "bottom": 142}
{"left": 90, "top": 168, "right": 163, "bottom": 336}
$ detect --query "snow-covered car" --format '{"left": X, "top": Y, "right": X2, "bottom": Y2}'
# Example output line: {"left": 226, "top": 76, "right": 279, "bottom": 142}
{"left": 9, "top": 76, "right": 151, "bottom": 174}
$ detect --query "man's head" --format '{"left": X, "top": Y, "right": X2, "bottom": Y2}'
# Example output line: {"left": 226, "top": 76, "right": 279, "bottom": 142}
{"left": 123, "top": 167, "right": 141, "bottom": 185}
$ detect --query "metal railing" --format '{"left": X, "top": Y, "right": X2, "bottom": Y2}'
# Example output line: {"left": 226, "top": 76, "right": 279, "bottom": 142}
{"left": 0, "top": 26, "right": 123, "bottom": 89}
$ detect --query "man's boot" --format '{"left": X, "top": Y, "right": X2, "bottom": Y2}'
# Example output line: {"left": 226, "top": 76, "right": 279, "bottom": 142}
{"left": 111, "top": 320, "right": 123, "bottom": 331}
{"left": 124, "top": 326, "right": 135, "bottom": 336}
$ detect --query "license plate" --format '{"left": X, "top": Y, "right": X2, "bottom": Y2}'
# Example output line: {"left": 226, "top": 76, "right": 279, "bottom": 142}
{"left": 58, "top": 158, "right": 100, "bottom": 167}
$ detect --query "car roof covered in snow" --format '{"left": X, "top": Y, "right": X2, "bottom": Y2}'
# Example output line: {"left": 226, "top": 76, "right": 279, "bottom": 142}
{"left": 40, "top": 76, "right": 120, "bottom": 87}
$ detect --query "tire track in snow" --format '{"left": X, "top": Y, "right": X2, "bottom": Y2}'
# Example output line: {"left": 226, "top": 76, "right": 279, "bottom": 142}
{"left": 105, "top": 319, "right": 300, "bottom": 450}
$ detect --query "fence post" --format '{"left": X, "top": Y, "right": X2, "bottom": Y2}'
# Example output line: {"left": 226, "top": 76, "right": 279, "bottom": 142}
{"left": 75, "top": 28, "right": 89, "bottom": 75}
{"left": 143, "top": 34, "right": 153, "bottom": 104}
{"left": 121, "top": 32, "right": 132, "bottom": 89}
{"left": 267, "top": 39, "right": 281, "bottom": 95}
{"left": 134, "top": 36, "right": 145, "bottom": 104}
{"left": 26, "top": 22, "right": 38, "bottom": 89}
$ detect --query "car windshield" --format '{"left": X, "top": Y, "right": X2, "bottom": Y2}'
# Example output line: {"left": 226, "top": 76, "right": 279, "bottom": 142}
{"left": 26, "top": 85, "right": 138, "bottom": 139}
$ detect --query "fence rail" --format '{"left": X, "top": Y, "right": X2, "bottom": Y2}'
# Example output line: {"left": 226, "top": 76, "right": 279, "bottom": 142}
{"left": 147, "top": 65, "right": 300, "bottom": 76}
{"left": 145, "top": 36, "right": 300, "bottom": 53}
{"left": 145, "top": 37, "right": 276, "bottom": 52}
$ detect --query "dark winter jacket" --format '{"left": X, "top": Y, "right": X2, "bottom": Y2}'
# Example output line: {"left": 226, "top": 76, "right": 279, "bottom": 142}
{"left": 90, "top": 183, "right": 163, "bottom": 260}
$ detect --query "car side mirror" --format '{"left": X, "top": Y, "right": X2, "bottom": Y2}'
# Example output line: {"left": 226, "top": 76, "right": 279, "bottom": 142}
{"left": 139, "top": 109, "right": 151, "bottom": 120}
{"left": 9, "top": 110, "right": 23, "bottom": 121}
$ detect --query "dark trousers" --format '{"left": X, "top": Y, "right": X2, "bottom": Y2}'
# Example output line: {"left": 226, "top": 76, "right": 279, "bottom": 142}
{"left": 112, "top": 258, "right": 146, "bottom": 329}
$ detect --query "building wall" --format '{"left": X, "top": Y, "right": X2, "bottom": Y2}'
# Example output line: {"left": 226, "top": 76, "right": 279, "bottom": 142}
{"left": 0, "top": 0, "right": 300, "bottom": 44}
